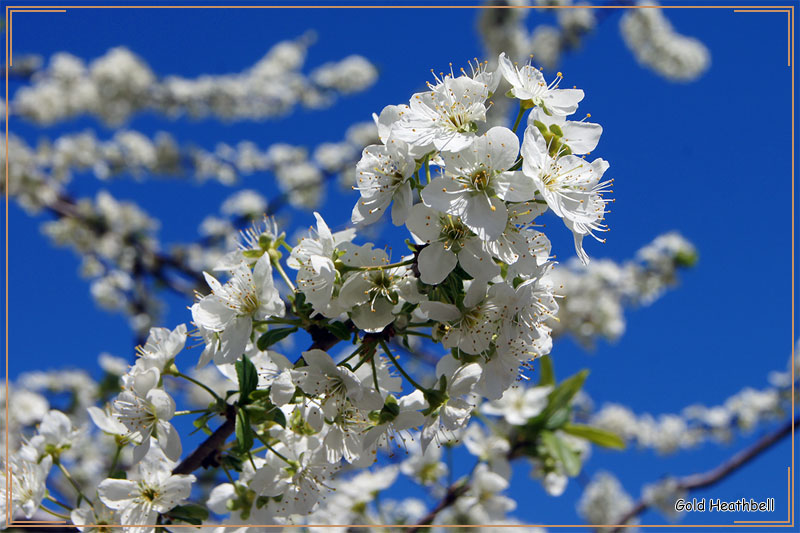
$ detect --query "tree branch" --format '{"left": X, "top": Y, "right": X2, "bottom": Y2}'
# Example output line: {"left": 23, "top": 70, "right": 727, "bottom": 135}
{"left": 408, "top": 414, "right": 796, "bottom": 532}
{"left": 172, "top": 404, "right": 237, "bottom": 475}
{"left": 172, "top": 323, "right": 357, "bottom": 476}
{"left": 609, "top": 414, "right": 797, "bottom": 532}
{"left": 406, "top": 482, "right": 469, "bottom": 533}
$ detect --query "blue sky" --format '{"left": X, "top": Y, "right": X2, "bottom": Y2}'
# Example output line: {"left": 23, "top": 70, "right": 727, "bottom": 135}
{"left": 2, "top": 1, "right": 797, "bottom": 527}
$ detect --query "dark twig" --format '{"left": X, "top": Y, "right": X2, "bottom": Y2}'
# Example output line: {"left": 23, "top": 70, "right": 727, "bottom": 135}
{"left": 409, "top": 414, "right": 796, "bottom": 532}
{"left": 609, "top": 414, "right": 797, "bottom": 532}
{"left": 406, "top": 482, "right": 470, "bottom": 533}
{"left": 172, "top": 404, "right": 237, "bottom": 475}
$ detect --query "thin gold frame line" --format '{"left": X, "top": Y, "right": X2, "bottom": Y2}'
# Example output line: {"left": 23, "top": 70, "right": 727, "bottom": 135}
{"left": 734, "top": 467, "right": 792, "bottom": 524}
{"left": 733, "top": 9, "right": 792, "bottom": 66}
{"left": 6, "top": 10, "right": 67, "bottom": 66}
{"left": 3, "top": 2, "right": 795, "bottom": 530}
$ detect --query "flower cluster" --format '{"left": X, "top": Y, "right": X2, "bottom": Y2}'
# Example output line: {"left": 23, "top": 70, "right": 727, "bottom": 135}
{"left": 478, "top": 1, "right": 709, "bottom": 84}
{"left": 129, "top": 53, "right": 613, "bottom": 524}
{"left": 620, "top": 3, "right": 710, "bottom": 82}
{"left": 10, "top": 34, "right": 378, "bottom": 125}
{"left": 549, "top": 232, "right": 697, "bottom": 346}
{"left": 2, "top": 121, "right": 378, "bottom": 335}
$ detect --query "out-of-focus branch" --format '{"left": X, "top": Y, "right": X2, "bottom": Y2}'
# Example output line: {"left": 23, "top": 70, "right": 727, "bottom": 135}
{"left": 46, "top": 193, "right": 204, "bottom": 295}
{"left": 609, "top": 415, "right": 797, "bottom": 532}
{"left": 8, "top": 35, "right": 377, "bottom": 126}
{"left": 408, "top": 404, "right": 795, "bottom": 531}
{"left": 406, "top": 482, "right": 470, "bottom": 533}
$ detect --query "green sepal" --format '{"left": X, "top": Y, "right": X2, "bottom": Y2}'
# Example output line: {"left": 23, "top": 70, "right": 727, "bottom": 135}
{"left": 376, "top": 395, "right": 401, "bottom": 425}
{"left": 675, "top": 250, "right": 698, "bottom": 268}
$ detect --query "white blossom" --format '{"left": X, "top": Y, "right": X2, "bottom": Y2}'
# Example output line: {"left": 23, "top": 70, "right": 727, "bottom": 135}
{"left": 98, "top": 442, "right": 195, "bottom": 533}
{"left": 192, "top": 254, "right": 285, "bottom": 366}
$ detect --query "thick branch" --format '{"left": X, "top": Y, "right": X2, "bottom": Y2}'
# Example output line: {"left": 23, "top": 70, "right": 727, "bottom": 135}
{"left": 610, "top": 414, "right": 797, "bottom": 532}
{"left": 172, "top": 404, "right": 237, "bottom": 475}
{"left": 306, "top": 320, "right": 355, "bottom": 352}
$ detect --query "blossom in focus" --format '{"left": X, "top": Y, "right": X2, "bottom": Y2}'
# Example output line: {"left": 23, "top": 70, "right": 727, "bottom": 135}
{"left": 421, "top": 126, "right": 535, "bottom": 240}
{"left": 98, "top": 442, "right": 196, "bottom": 533}
{"left": 521, "top": 123, "right": 611, "bottom": 264}
{"left": 351, "top": 139, "right": 416, "bottom": 226}
{"left": 192, "top": 253, "right": 285, "bottom": 365}
{"left": 392, "top": 74, "right": 490, "bottom": 154}
{"left": 498, "top": 52, "right": 583, "bottom": 115}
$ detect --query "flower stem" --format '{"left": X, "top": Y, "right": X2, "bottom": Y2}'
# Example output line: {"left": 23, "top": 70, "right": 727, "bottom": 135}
{"left": 40, "top": 505, "right": 70, "bottom": 520}
{"left": 370, "top": 355, "right": 382, "bottom": 393}
{"left": 272, "top": 259, "right": 296, "bottom": 292}
{"left": 57, "top": 461, "right": 93, "bottom": 506}
{"left": 172, "top": 372, "right": 224, "bottom": 403}
{"left": 254, "top": 432, "right": 293, "bottom": 466}
{"left": 379, "top": 340, "right": 427, "bottom": 392}
{"left": 174, "top": 408, "right": 210, "bottom": 416}
{"left": 424, "top": 157, "right": 431, "bottom": 184}
{"left": 352, "top": 344, "right": 375, "bottom": 372}
{"left": 107, "top": 443, "right": 123, "bottom": 476}
{"left": 45, "top": 495, "right": 73, "bottom": 512}
{"left": 221, "top": 463, "right": 236, "bottom": 484}
{"left": 512, "top": 105, "right": 526, "bottom": 133}
{"left": 356, "top": 258, "right": 415, "bottom": 271}
{"left": 338, "top": 344, "right": 365, "bottom": 367}
{"left": 404, "top": 330, "right": 434, "bottom": 340}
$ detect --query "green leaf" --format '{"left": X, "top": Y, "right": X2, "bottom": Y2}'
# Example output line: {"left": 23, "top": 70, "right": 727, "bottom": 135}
{"left": 256, "top": 327, "right": 298, "bottom": 350}
{"left": 269, "top": 407, "right": 287, "bottom": 428}
{"left": 544, "top": 369, "right": 588, "bottom": 417}
{"left": 235, "top": 355, "right": 259, "bottom": 403}
{"left": 248, "top": 389, "right": 271, "bottom": 401}
{"left": 544, "top": 407, "right": 570, "bottom": 429}
{"left": 244, "top": 402, "right": 268, "bottom": 414}
{"left": 541, "top": 430, "right": 582, "bottom": 477}
{"left": 324, "top": 321, "right": 352, "bottom": 341}
{"left": 526, "top": 369, "right": 588, "bottom": 430}
{"left": 168, "top": 504, "right": 210, "bottom": 525}
{"left": 539, "top": 355, "right": 555, "bottom": 386}
{"left": 235, "top": 408, "right": 254, "bottom": 452}
{"left": 562, "top": 424, "right": 626, "bottom": 450}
